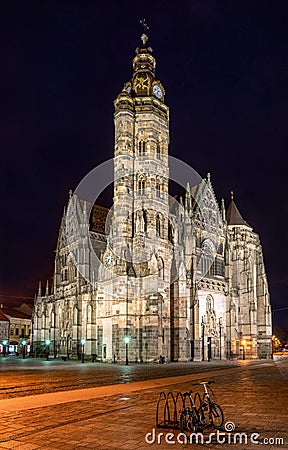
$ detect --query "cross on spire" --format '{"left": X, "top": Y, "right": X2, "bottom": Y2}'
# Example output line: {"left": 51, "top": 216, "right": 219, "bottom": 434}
{"left": 140, "top": 19, "right": 149, "bottom": 46}
{"left": 140, "top": 19, "right": 149, "bottom": 32}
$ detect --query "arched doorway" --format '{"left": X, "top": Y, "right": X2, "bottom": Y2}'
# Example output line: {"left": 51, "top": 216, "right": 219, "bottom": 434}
{"left": 203, "top": 295, "right": 221, "bottom": 360}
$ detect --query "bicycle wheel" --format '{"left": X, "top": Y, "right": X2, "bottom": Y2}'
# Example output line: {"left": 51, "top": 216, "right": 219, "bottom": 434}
{"left": 180, "top": 408, "right": 198, "bottom": 433}
{"left": 210, "top": 403, "right": 224, "bottom": 429}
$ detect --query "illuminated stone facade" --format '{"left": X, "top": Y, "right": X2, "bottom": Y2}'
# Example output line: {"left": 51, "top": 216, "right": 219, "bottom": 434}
{"left": 32, "top": 37, "right": 272, "bottom": 362}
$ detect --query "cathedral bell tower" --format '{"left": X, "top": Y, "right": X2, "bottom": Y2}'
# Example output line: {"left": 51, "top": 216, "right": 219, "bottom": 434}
{"left": 102, "top": 25, "right": 173, "bottom": 363}
{"left": 110, "top": 27, "right": 170, "bottom": 277}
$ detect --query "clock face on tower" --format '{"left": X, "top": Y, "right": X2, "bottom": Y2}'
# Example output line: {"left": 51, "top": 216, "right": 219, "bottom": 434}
{"left": 153, "top": 84, "right": 163, "bottom": 99}
{"left": 104, "top": 253, "right": 113, "bottom": 267}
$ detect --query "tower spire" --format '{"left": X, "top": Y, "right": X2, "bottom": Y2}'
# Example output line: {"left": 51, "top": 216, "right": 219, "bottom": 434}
{"left": 226, "top": 191, "right": 251, "bottom": 228}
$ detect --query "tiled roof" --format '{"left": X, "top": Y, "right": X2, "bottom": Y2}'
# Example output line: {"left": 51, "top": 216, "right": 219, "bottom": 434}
{"left": 0, "top": 310, "right": 9, "bottom": 322}
{"left": 1, "top": 307, "right": 31, "bottom": 320}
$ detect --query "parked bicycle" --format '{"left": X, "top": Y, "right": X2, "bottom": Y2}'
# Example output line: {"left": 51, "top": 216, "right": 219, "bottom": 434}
{"left": 179, "top": 381, "right": 224, "bottom": 433}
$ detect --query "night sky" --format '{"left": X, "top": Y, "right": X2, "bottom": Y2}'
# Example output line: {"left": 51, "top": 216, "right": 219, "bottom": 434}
{"left": 1, "top": 1, "right": 288, "bottom": 336}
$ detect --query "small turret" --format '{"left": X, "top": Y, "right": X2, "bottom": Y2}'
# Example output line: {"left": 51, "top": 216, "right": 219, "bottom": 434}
{"left": 45, "top": 280, "right": 49, "bottom": 296}
{"left": 226, "top": 190, "right": 251, "bottom": 228}
{"left": 221, "top": 198, "right": 226, "bottom": 222}
{"left": 185, "top": 182, "right": 191, "bottom": 210}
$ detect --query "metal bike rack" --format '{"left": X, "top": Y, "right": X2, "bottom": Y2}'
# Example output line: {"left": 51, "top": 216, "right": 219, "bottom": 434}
{"left": 156, "top": 386, "right": 224, "bottom": 431}
{"left": 156, "top": 390, "right": 187, "bottom": 429}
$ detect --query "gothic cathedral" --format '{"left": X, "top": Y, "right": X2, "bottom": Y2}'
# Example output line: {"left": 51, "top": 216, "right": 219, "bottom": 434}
{"left": 33, "top": 32, "right": 272, "bottom": 362}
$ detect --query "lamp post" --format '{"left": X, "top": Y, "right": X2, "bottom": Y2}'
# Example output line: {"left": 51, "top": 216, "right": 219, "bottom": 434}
{"left": 45, "top": 339, "right": 51, "bottom": 361}
{"left": 2, "top": 340, "right": 8, "bottom": 357}
{"left": 53, "top": 303, "right": 57, "bottom": 359}
{"left": 21, "top": 339, "right": 26, "bottom": 359}
{"left": 81, "top": 338, "right": 85, "bottom": 363}
{"left": 202, "top": 322, "right": 205, "bottom": 361}
{"left": 219, "top": 318, "right": 222, "bottom": 360}
{"left": 126, "top": 268, "right": 129, "bottom": 366}
{"left": 124, "top": 336, "right": 130, "bottom": 365}
{"left": 241, "top": 339, "right": 246, "bottom": 360}
{"left": 66, "top": 334, "right": 70, "bottom": 360}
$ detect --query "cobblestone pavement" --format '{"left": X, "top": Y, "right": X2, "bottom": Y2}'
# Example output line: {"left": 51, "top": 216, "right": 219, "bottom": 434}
{"left": 0, "top": 358, "right": 252, "bottom": 399}
{"left": 0, "top": 357, "right": 287, "bottom": 450}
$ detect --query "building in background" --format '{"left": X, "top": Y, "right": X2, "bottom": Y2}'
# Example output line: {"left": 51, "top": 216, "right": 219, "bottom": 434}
{"left": 0, "top": 310, "right": 9, "bottom": 355}
{"left": 33, "top": 32, "right": 272, "bottom": 362}
{"left": 0, "top": 304, "right": 32, "bottom": 356}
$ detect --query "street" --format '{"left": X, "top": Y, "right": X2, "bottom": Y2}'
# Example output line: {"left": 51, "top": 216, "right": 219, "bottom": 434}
{"left": 0, "top": 356, "right": 287, "bottom": 449}
{"left": 0, "top": 357, "right": 257, "bottom": 399}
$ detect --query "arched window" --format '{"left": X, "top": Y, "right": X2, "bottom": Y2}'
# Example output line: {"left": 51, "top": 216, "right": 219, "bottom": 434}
{"left": 138, "top": 179, "right": 145, "bottom": 194}
{"left": 156, "top": 214, "right": 161, "bottom": 237}
{"left": 156, "top": 179, "right": 161, "bottom": 197}
{"left": 143, "top": 209, "right": 147, "bottom": 232}
{"left": 139, "top": 140, "right": 146, "bottom": 155}
{"left": 168, "top": 221, "right": 174, "bottom": 243}
{"left": 200, "top": 240, "right": 215, "bottom": 277}
{"left": 156, "top": 142, "right": 161, "bottom": 159}
{"left": 138, "top": 174, "right": 146, "bottom": 194}
{"left": 62, "top": 268, "right": 68, "bottom": 282}
{"left": 61, "top": 253, "right": 67, "bottom": 267}
{"left": 67, "top": 258, "right": 77, "bottom": 282}
{"left": 73, "top": 307, "right": 78, "bottom": 325}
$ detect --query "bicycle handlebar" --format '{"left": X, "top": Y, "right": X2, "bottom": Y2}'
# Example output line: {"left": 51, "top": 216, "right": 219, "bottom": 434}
{"left": 192, "top": 380, "right": 215, "bottom": 386}
{"left": 183, "top": 390, "right": 193, "bottom": 395}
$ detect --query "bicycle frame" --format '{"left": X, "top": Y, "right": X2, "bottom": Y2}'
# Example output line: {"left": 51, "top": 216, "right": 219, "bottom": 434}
{"left": 179, "top": 381, "right": 224, "bottom": 433}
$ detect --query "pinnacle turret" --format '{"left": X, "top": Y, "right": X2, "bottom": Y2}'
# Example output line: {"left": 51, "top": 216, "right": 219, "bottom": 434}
{"left": 226, "top": 191, "right": 251, "bottom": 227}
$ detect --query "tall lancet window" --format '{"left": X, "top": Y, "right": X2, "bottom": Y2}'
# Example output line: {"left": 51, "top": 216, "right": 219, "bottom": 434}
{"left": 138, "top": 174, "right": 146, "bottom": 195}
{"left": 156, "top": 214, "right": 161, "bottom": 237}
{"left": 156, "top": 180, "right": 161, "bottom": 197}
{"left": 156, "top": 142, "right": 161, "bottom": 159}
{"left": 139, "top": 140, "right": 146, "bottom": 155}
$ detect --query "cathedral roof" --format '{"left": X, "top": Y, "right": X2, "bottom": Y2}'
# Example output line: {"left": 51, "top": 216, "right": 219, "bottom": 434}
{"left": 90, "top": 204, "right": 109, "bottom": 235}
{"left": 226, "top": 191, "right": 251, "bottom": 227}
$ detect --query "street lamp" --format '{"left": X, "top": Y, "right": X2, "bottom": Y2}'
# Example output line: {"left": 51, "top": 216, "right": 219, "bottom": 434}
{"left": 45, "top": 339, "right": 51, "bottom": 361}
{"left": 2, "top": 340, "right": 8, "bottom": 357}
{"left": 81, "top": 338, "right": 85, "bottom": 363}
{"left": 21, "top": 339, "right": 26, "bottom": 359}
{"left": 272, "top": 335, "right": 281, "bottom": 353}
{"left": 124, "top": 336, "right": 130, "bottom": 365}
